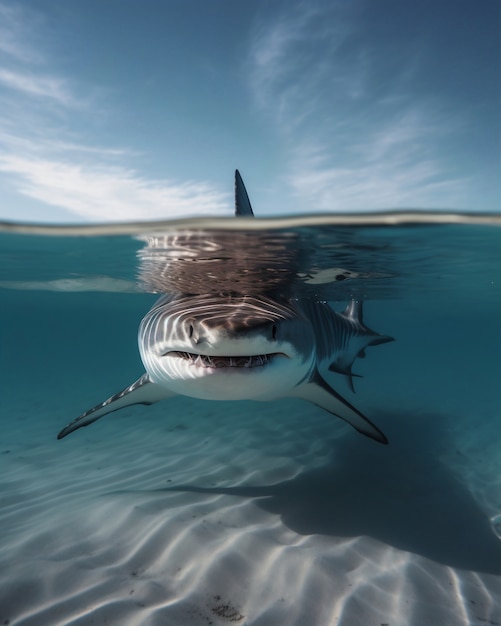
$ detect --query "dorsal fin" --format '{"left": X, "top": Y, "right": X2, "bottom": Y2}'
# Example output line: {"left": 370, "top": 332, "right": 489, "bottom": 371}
{"left": 343, "top": 299, "right": 363, "bottom": 323}
{"left": 235, "top": 170, "right": 254, "bottom": 217}
{"left": 341, "top": 299, "right": 394, "bottom": 348}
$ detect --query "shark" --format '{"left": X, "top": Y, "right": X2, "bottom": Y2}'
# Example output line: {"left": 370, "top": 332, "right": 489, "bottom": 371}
{"left": 57, "top": 171, "right": 393, "bottom": 444}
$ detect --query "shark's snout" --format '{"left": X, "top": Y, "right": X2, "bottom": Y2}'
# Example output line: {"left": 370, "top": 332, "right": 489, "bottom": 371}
{"left": 178, "top": 317, "right": 281, "bottom": 357}
{"left": 187, "top": 317, "right": 278, "bottom": 344}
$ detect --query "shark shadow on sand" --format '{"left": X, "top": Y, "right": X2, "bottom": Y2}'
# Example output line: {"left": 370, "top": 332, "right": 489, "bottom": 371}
{"left": 131, "top": 410, "right": 501, "bottom": 576}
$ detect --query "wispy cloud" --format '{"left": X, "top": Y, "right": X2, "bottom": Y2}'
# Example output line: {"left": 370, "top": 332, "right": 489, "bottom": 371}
{"left": 248, "top": 2, "right": 359, "bottom": 130}
{"left": 286, "top": 107, "right": 469, "bottom": 210}
{"left": 0, "top": 2, "right": 78, "bottom": 107}
{"left": 0, "top": 154, "right": 230, "bottom": 221}
{"left": 0, "top": 122, "right": 232, "bottom": 220}
{"left": 248, "top": 1, "right": 473, "bottom": 210}
{"left": 288, "top": 144, "right": 467, "bottom": 211}
{"left": 0, "top": 68, "right": 77, "bottom": 106}
{"left": 0, "top": 1, "right": 231, "bottom": 221}
{"left": 0, "top": 125, "right": 230, "bottom": 222}
{"left": 0, "top": 2, "right": 44, "bottom": 63}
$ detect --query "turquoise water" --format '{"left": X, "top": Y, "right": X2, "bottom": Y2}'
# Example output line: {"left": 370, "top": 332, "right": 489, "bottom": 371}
{"left": 1, "top": 216, "right": 500, "bottom": 625}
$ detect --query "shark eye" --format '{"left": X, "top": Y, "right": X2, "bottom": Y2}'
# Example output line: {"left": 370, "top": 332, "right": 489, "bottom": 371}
{"left": 188, "top": 324, "right": 194, "bottom": 339}
{"left": 271, "top": 324, "right": 278, "bottom": 341}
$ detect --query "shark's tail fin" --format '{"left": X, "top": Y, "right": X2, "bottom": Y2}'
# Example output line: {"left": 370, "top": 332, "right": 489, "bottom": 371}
{"left": 235, "top": 170, "right": 254, "bottom": 217}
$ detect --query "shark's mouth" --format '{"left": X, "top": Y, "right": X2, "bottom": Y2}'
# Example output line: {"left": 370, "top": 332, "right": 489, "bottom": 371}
{"left": 166, "top": 351, "right": 284, "bottom": 369}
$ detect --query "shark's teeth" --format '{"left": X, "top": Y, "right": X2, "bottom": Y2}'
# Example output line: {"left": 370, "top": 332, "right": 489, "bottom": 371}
{"left": 166, "top": 351, "right": 278, "bottom": 369}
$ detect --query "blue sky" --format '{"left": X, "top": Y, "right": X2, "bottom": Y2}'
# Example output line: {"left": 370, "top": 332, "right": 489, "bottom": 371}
{"left": 0, "top": 0, "right": 499, "bottom": 222}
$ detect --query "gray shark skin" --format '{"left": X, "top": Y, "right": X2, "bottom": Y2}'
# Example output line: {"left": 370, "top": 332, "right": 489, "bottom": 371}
{"left": 57, "top": 171, "right": 393, "bottom": 444}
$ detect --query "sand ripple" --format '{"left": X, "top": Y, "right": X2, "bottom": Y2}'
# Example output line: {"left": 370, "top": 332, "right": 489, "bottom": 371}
{"left": 1, "top": 398, "right": 500, "bottom": 625}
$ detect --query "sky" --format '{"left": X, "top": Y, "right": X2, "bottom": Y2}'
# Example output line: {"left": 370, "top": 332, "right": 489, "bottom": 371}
{"left": 0, "top": 0, "right": 499, "bottom": 222}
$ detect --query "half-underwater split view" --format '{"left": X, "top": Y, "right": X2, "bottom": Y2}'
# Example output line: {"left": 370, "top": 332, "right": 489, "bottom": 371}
{"left": 1, "top": 1, "right": 500, "bottom": 625}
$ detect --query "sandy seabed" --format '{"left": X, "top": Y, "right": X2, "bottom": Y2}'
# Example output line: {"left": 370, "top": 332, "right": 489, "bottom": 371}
{"left": 1, "top": 390, "right": 500, "bottom": 626}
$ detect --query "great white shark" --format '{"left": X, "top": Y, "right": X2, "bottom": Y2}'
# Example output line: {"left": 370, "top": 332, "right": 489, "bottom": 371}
{"left": 57, "top": 171, "right": 393, "bottom": 444}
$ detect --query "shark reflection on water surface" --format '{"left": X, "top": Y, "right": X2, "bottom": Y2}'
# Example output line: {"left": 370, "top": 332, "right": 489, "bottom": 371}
{"left": 57, "top": 172, "right": 393, "bottom": 444}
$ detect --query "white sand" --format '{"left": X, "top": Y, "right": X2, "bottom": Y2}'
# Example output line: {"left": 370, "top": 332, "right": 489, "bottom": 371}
{"left": 1, "top": 389, "right": 500, "bottom": 626}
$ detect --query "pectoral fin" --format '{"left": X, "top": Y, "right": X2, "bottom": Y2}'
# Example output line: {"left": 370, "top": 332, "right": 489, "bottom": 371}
{"left": 57, "top": 374, "right": 175, "bottom": 439}
{"left": 290, "top": 372, "right": 388, "bottom": 444}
